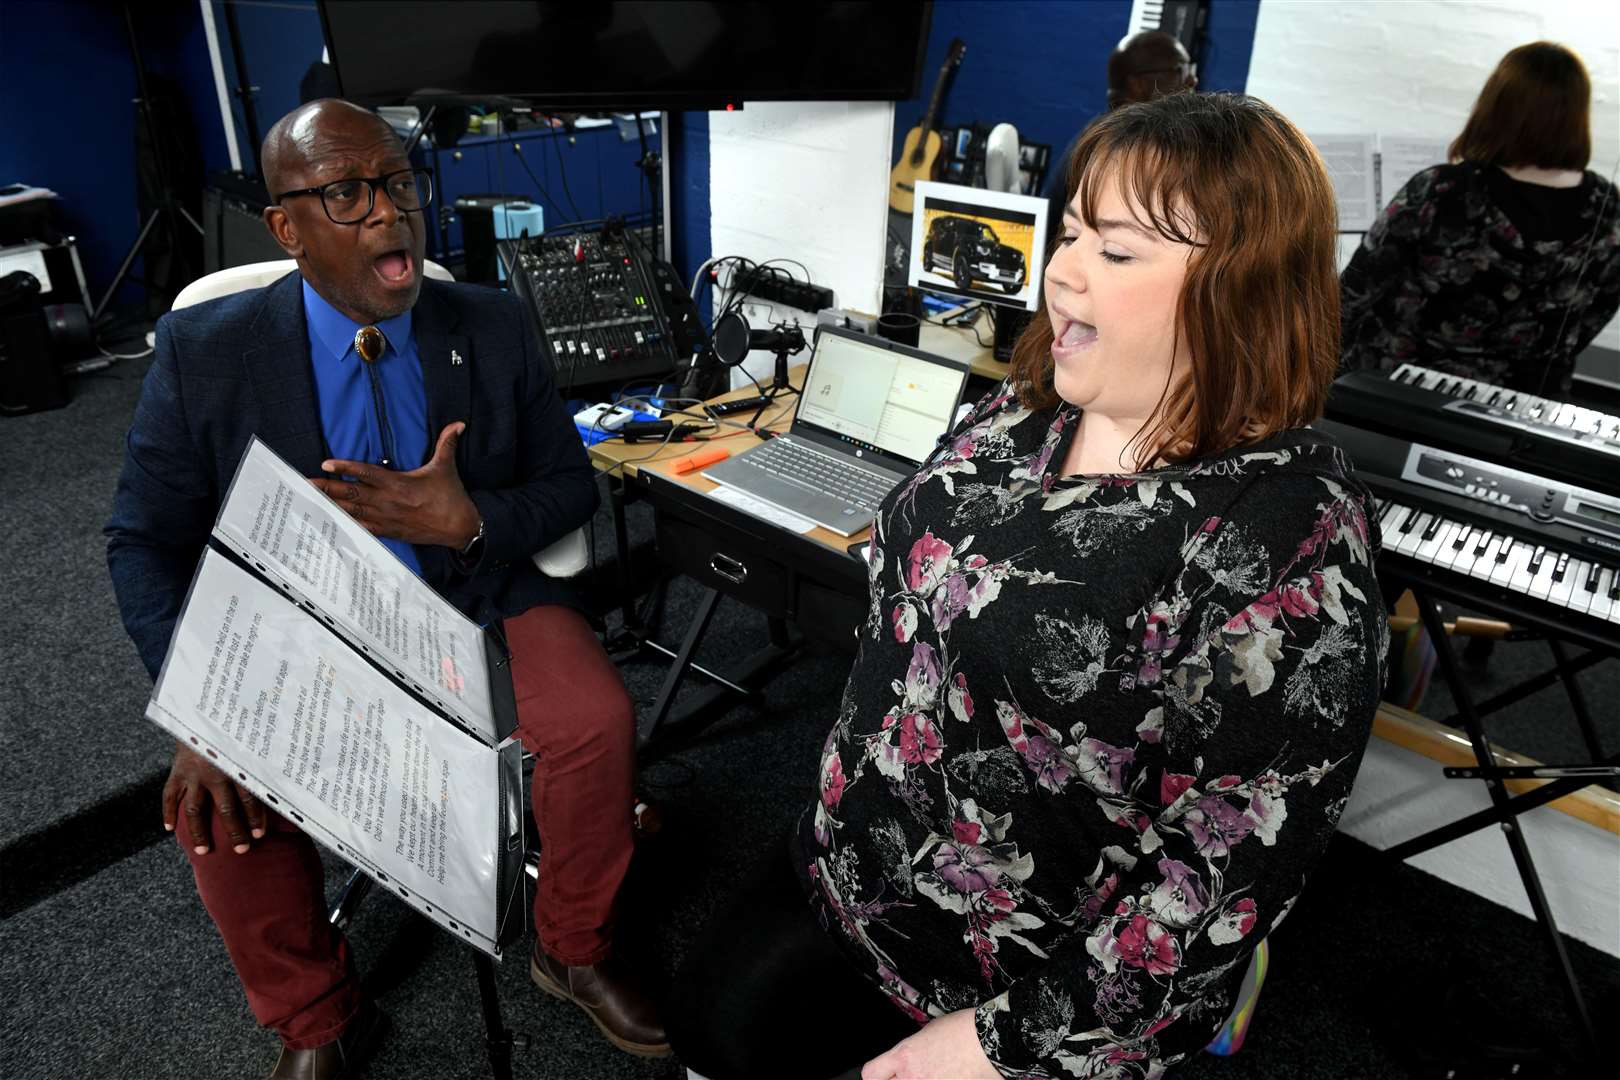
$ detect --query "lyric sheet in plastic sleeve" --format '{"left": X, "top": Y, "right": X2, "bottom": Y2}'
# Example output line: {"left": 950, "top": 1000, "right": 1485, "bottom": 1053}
{"left": 212, "top": 437, "right": 502, "bottom": 745}
{"left": 149, "top": 549, "right": 511, "bottom": 953}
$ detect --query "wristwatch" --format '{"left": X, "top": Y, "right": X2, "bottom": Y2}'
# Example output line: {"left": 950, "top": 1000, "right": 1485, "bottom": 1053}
{"left": 458, "top": 517, "right": 486, "bottom": 560}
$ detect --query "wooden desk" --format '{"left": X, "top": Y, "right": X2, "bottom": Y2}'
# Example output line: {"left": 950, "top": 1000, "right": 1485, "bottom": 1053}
{"left": 588, "top": 365, "right": 867, "bottom": 551}
{"left": 591, "top": 328, "right": 999, "bottom": 748}
{"left": 589, "top": 367, "right": 871, "bottom": 749}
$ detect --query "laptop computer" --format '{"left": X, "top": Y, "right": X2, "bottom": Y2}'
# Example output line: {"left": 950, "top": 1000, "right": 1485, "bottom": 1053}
{"left": 702, "top": 325, "right": 970, "bottom": 536}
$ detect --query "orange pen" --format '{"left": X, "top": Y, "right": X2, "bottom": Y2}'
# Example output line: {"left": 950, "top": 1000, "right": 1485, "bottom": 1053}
{"left": 672, "top": 446, "right": 730, "bottom": 474}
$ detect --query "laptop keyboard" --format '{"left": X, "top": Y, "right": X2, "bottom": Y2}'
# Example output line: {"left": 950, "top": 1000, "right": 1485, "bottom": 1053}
{"left": 749, "top": 437, "right": 896, "bottom": 511}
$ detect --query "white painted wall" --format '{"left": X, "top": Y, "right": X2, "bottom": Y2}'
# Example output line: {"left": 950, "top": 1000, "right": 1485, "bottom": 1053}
{"left": 1247, "top": 0, "right": 1620, "bottom": 350}
{"left": 1248, "top": 2, "right": 1620, "bottom": 953}
{"left": 1341, "top": 736, "right": 1620, "bottom": 957}
{"left": 707, "top": 102, "right": 893, "bottom": 387}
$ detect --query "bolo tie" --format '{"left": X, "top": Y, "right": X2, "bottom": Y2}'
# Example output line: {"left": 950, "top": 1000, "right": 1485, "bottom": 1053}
{"left": 354, "top": 325, "right": 397, "bottom": 469}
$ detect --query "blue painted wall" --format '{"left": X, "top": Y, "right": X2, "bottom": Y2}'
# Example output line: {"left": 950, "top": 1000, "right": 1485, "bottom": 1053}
{"left": 0, "top": 0, "right": 226, "bottom": 310}
{"left": 666, "top": 111, "right": 711, "bottom": 319}
{"left": 894, "top": 0, "right": 1261, "bottom": 185}
{"left": 207, "top": 0, "right": 326, "bottom": 174}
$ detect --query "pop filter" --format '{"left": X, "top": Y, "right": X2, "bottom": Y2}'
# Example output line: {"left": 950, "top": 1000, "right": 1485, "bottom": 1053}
{"left": 712, "top": 311, "right": 806, "bottom": 366}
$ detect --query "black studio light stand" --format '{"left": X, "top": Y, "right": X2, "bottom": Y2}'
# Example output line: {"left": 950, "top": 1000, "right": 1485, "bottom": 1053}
{"left": 95, "top": 3, "right": 206, "bottom": 321}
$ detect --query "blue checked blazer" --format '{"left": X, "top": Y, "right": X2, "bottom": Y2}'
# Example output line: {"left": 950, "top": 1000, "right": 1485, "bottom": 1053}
{"left": 106, "top": 271, "right": 599, "bottom": 681}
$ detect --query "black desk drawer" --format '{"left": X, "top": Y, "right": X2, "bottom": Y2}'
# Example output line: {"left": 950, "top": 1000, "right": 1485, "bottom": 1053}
{"left": 656, "top": 512, "right": 793, "bottom": 617}
{"left": 795, "top": 577, "right": 864, "bottom": 652}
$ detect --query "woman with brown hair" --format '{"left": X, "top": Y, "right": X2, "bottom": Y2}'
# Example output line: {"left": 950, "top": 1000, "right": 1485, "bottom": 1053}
{"left": 1341, "top": 41, "right": 1620, "bottom": 395}
{"left": 667, "top": 92, "right": 1386, "bottom": 1080}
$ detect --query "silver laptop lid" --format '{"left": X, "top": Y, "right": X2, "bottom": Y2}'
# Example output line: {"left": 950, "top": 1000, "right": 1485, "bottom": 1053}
{"left": 789, "top": 325, "right": 970, "bottom": 473}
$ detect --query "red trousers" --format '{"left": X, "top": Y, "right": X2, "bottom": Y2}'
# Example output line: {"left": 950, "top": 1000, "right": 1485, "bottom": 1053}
{"left": 179, "top": 605, "right": 636, "bottom": 1048}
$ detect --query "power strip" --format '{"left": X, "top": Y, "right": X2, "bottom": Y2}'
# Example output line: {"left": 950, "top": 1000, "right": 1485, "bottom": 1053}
{"left": 737, "top": 269, "right": 834, "bottom": 314}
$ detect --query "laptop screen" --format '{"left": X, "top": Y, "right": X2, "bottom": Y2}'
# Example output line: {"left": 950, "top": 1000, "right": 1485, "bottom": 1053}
{"left": 793, "top": 330, "right": 967, "bottom": 465}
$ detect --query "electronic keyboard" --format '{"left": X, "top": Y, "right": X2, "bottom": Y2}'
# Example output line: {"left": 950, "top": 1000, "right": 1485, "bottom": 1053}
{"left": 1318, "top": 417, "right": 1620, "bottom": 652}
{"left": 1326, "top": 365, "right": 1620, "bottom": 497}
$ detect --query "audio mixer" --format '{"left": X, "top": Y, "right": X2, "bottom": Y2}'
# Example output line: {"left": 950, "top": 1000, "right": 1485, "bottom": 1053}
{"left": 500, "top": 226, "right": 682, "bottom": 391}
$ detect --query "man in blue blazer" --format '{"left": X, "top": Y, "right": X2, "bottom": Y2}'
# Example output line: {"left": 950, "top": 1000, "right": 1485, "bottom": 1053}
{"left": 106, "top": 100, "right": 665, "bottom": 1078}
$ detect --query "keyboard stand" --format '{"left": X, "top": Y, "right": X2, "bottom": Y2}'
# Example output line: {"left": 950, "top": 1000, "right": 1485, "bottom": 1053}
{"left": 1390, "top": 581, "right": 1614, "bottom": 1068}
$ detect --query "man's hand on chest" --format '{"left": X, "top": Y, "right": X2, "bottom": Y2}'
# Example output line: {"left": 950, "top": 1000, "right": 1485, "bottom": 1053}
{"left": 310, "top": 420, "right": 482, "bottom": 549}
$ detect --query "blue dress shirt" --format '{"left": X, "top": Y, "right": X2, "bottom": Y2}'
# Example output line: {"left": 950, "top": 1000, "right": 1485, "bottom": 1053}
{"left": 302, "top": 279, "right": 429, "bottom": 574}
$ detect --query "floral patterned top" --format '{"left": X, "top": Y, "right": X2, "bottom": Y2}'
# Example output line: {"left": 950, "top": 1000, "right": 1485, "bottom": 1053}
{"left": 1340, "top": 163, "right": 1620, "bottom": 395}
{"left": 793, "top": 383, "right": 1387, "bottom": 1078}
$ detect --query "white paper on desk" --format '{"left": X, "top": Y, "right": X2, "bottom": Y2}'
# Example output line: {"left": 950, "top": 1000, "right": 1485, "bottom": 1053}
{"left": 1309, "top": 134, "right": 1377, "bottom": 232}
{"left": 212, "top": 438, "right": 499, "bottom": 746}
{"left": 705, "top": 483, "right": 819, "bottom": 534}
{"left": 1379, "top": 137, "right": 1450, "bottom": 209}
{"left": 149, "top": 549, "right": 515, "bottom": 953}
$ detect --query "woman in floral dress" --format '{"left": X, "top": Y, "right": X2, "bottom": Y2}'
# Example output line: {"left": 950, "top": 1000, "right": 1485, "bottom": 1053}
{"left": 669, "top": 92, "right": 1387, "bottom": 1080}
{"left": 1340, "top": 41, "right": 1620, "bottom": 396}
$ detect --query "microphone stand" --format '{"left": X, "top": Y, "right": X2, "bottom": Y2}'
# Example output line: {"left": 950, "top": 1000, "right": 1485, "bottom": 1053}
{"left": 749, "top": 328, "right": 805, "bottom": 430}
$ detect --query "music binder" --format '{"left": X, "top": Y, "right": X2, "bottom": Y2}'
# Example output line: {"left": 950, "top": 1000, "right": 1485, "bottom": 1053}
{"left": 144, "top": 437, "right": 525, "bottom": 958}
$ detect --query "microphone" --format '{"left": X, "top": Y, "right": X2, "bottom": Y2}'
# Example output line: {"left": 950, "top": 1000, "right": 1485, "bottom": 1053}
{"left": 711, "top": 311, "right": 805, "bottom": 366}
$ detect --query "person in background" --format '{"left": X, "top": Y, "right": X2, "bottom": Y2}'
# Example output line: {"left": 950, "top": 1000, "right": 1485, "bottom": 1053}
{"left": 1340, "top": 41, "right": 1620, "bottom": 396}
{"left": 667, "top": 92, "right": 1386, "bottom": 1080}
{"left": 106, "top": 99, "right": 666, "bottom": 1080}
{"left": 1044, "top": 29, "right": 1198, "bottom": 252}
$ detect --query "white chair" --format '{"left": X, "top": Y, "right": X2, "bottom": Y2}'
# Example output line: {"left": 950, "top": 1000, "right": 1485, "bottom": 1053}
{"left": 171, "top": 257, "right": 455, "bottom": 309}
{"left": 171, "top": 260, "right": 590, "bottom": 578}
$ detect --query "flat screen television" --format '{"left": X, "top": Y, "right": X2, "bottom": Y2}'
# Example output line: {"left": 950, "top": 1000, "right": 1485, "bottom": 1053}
{"left": 318, "top": 1, "right": 933, "bottom": 109}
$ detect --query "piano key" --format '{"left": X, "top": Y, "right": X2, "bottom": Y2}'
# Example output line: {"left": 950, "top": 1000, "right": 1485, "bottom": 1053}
{"left": 1445, "top": 524, "right": 1483, "bottom": 573}
{"left": 1551, "top": 552, "right": 1570, "bottom": 582}
{"left": 1378, "top": 503, "right": 1410, "bottom": 545}
{"left": 1420, "top": 514, "right": 1444, "bottom": 542}
{"left": 1468, "top": 534, "right": 1508, "bottom": 584}
{"left": 1395, "top": 514, "right": 1433, "bottom": 556}
{"left": 1584, "top": 561, "right": 1603, "bottom": 594}
{"left": 1412, "top": 520, "right": 1458, "bottom": 564}
{"left": 1448, "top": 534, "right": 1485, "bottom": 577}
{"left": 1500, "top": 541, "right": 1538, "bottom": 592}
{"left": 1527, "top": 548, "right": 1559, "bottom": 601}
{"left": 1589, "top": 567, "right": 1617, "bottom": 621}
{"left": 1549, "top": 557, "right": 1586, "bottom": 608}
{"left": 1526, "top": 545, "right": 1547, "bottom": 575}
{"left": 1487, "top": 538, "right": 1526, "bottom": 588}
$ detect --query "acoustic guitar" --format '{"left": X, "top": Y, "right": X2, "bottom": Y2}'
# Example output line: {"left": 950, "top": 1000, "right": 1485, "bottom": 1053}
{"left": 889, "top": 39, "right": 966, "bottom": 214}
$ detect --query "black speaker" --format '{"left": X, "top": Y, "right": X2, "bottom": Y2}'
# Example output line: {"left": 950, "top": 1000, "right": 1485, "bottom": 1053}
{"left": 993, "top": 306, "right": 1033, "bottom": 362}
{"left": 453, "top": 195, "right": 523, "bottom": 284}
{"left": 203, "top": 172, "right": 284, "bottom": 274}
{"left": 0, "top": 271, "right": 67, "bottom": 415}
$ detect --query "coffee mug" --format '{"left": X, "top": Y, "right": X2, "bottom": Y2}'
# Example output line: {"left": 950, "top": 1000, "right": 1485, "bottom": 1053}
{"left": 876, "top": 311, "right": 921, "bottom": 348}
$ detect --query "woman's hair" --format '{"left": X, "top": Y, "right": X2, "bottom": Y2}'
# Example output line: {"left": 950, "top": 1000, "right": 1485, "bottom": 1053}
{"left": 1449, "top": 42, "right": 1591, "bottom": 171}
{"left": 1009, "top": 92, "right": 1340, "bottom": 466}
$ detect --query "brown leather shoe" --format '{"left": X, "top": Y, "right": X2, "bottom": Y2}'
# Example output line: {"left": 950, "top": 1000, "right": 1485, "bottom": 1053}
{"left": 268, "top": 1000, "right": 388, "bottom": 1080}
{"left": 530, "top": 947, "right": 670, "bottom": 1057}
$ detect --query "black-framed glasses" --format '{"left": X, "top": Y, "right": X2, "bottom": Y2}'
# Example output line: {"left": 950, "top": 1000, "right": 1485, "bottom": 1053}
{"left": 274, "top": 168, "right": 434, "bottom": 225}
